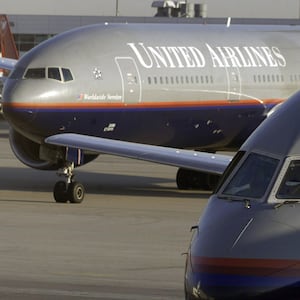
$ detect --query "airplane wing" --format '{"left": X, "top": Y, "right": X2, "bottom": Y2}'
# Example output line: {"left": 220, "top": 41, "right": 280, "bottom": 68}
{"left": 46, "top": 134, "right": 232, "bottom": 175}
{"left": 0, "top": 57, "right": 17, "bottom": 70}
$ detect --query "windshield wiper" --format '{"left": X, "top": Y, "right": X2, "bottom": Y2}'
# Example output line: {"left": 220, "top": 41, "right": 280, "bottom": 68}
{"left": 274, "top": 200, "right": 300, "bottom": 209}
{"left": 219, "top": 195, "right": 251, "bottom": 209}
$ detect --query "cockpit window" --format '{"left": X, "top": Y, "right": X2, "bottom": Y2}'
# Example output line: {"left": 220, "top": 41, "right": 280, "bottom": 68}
{"left": 277, "top": 160, "right": 300, "bottom": 199}
{"left": 215, "top": 151, "right": 245, "bottom": 193}
{"left": 23, "top": 67, "right": 73, "bottom": 82}
{"left": 24, "top": 68, "right": 46, "bottom": 79}
{"left": 62, "top": 68, "right": 73, "bottom": 82}
{"left": 48, "top": 67, "right": 61, "bottom": 81}
{"left": 221, "top": 153, "right": 279, "bottom": 199}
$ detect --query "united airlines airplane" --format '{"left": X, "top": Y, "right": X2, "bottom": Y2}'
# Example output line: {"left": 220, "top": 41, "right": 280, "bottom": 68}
{"left": 2, "top": 22, "right": 300, "bottom": 203}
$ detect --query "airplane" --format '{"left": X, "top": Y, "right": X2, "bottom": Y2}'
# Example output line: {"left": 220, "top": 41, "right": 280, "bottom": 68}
{"left": 183, "top": 89, "right": 300, "bottom": 299}
{"left": 2, "top": 21, "right": 300, "bottom": 203}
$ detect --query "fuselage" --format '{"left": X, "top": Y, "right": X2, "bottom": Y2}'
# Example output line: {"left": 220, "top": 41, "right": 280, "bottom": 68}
{"left": 2, "top": 23, "right": 300, "bottom": 151}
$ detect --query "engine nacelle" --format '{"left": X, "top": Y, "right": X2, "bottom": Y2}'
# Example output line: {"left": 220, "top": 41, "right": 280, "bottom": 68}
{"left": 9, "top": 129, "right": 98, "bottom": 170}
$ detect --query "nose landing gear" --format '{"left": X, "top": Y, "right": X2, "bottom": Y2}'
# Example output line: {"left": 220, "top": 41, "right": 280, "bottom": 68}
{"left": 53, "top": 162, "right": 85, "bottom": 203}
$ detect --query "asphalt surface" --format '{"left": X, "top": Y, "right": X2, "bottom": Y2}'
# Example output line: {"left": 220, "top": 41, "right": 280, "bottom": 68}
{"left": 0, "top": 122, "right": 209, "bottom": 299}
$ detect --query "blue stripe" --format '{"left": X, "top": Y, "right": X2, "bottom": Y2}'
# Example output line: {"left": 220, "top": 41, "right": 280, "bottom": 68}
{"left": 196, "top": 273, "right": 300, "bottom": 288}
{"left": 12, "top": 103, "right": 272, "bottom": 113}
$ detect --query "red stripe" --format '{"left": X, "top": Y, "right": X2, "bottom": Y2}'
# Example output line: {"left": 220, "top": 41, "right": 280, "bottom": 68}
{"left": 192, "top": 256, "right": 300, "bottom": 277}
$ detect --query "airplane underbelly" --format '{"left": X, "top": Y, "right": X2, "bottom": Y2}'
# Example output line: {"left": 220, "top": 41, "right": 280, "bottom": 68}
{"left": 30, "top": 102, "right": 266, "bottom": 151}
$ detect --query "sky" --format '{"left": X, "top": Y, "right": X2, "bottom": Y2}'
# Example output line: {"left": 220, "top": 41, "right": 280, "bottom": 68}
{"left": 0, "top": 0, "right": 299, "bottom": 19}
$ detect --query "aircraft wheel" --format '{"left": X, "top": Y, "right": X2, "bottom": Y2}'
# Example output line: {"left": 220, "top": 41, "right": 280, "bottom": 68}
{"left": 176, "top": 168, "right": 190, "bottom": 190}
{"left": 176, "top": 168, "right": 206, "bottom": 190}
{"left": 53, "top": 181, "right": 68, "bottom": 203}
{"left": 68, "top": 181, "right": 85, "bottom": 204}
{"left": 176, "top": 168, "right": 219, "bottom": 191}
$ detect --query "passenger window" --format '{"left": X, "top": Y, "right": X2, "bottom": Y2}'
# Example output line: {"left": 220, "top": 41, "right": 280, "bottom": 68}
{"left": 62, "top": 68, "right": 73, "bottom": 82}
{"left": 24, "top": 68, "right": 45, "bottom": 79}
{"left": 48, "top": 67, "right": 61, "bottom": 81}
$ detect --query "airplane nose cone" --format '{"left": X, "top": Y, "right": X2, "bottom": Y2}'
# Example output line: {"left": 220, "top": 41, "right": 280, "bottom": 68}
{"left": 2, "top": 79, "right": 38, "bottom": 129}
{"left": 185, "top": 196, "right": 300, "bottom": 299}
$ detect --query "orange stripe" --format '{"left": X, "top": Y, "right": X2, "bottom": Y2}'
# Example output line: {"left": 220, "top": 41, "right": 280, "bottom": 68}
{"left": 2, "top": 98, "right": 284, "bottom": 109}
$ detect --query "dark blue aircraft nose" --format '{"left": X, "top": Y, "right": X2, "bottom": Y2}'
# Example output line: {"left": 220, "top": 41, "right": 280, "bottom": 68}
{"left": 185, "top": 260, "right": 300, "bottom": 300}
{"left": 185, "top": 255, "right": 263, "bottom": 299}
{"left": 2, "top": 102, "right": 37, "bottom": 127}
{"left": 184, "top": 195, "right": 300, "bottom": 300}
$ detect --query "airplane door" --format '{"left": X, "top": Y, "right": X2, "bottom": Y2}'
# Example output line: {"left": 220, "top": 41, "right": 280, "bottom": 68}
{"left": 115, "top": 57, "right": 142, "bottom": 103}
{"left": 225, "top": 66, "right": 242, "bottom": 101}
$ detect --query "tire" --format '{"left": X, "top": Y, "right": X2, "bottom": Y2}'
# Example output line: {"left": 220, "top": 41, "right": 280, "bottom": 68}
{"left": 53, "top": 181, "right": 68, "bottom": 203}
{"left": 176, "top": 168, "right": 190, "bottom": 190}
{"left": 68, "top": 181, "right": 85, "bottom": 204}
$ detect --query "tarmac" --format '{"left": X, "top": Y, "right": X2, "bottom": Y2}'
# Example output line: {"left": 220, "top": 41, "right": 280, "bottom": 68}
{"left": 0, "top": 121, "right": 209, "bottom": 299}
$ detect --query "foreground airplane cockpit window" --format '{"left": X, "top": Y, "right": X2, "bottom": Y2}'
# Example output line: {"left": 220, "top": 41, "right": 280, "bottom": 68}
{"left": 221, "top": 153, "right": 279, "bottom": 199}
{"left": 24, "top": 67, "right": 73, "bottom": 82}
{"left": 277, "top": 160, "right": 300, "bottom": 198}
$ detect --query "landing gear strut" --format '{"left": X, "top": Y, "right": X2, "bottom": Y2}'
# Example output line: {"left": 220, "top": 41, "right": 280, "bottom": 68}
{"left": 53, "top": 162, "right": 85, "bottom": 203}
{"left": 176, "top": 168, "right": 220, "bottom": 191}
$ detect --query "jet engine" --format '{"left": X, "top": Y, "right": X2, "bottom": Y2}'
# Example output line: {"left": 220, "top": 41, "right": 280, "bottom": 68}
{"left": 9, "top": 129, "right": 98, "bottom": 170}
